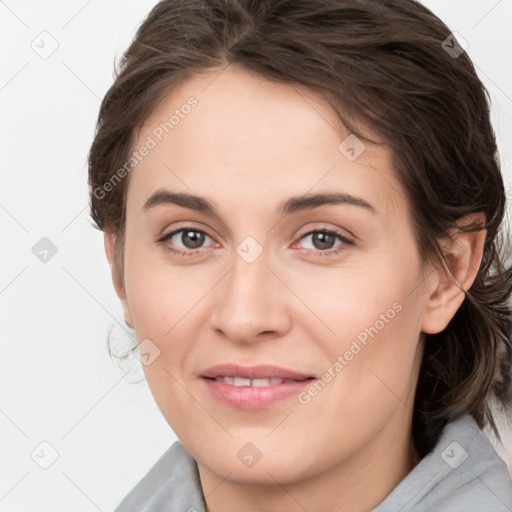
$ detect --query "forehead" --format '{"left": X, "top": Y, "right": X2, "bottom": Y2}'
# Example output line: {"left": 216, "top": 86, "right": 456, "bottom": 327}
{"left": 127, "top": 65, "right": 406, "bottom": 221}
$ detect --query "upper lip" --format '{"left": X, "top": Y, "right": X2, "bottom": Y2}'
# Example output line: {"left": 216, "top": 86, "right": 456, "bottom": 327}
{"left": 201, "top": 363, "right": 313, "bottom": 381}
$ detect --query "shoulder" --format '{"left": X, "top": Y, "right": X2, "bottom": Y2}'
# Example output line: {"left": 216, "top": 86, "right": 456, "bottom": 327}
{"left": 374, "top": 414, "right": 512, "bottom": 512}
{"left": 113, "top": 441, "right": 206, "bottom": 512}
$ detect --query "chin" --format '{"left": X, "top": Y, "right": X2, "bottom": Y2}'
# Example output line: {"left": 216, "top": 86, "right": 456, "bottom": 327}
{"left": 193, "top": 438, "right": 317, "bottom": 486}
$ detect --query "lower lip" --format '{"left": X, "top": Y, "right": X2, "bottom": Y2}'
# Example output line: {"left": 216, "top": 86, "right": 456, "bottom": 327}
{"left": 201, "top": 377, "right": 314, "bottom": 410}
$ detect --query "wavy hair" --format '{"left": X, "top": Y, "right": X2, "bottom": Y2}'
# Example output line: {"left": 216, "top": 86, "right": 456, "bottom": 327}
{"left": 88, "top": 0, "right": 512, "bottom": 458}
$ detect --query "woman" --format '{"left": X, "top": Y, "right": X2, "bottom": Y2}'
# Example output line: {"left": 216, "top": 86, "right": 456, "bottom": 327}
{"left": 88, "top": 0, "right": 512, "bottom": 510}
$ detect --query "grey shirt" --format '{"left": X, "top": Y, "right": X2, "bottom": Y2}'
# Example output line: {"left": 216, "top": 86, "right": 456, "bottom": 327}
{"left": 114, "top": 414, "right": 512, "bottom": 511}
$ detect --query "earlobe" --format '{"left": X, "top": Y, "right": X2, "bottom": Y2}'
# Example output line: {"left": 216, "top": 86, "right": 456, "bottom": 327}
{"left": 421, "top": 212, "right": 487, "bottom": 334}
{"left": 103, "top": 230, "right": 134, "bottom": 329}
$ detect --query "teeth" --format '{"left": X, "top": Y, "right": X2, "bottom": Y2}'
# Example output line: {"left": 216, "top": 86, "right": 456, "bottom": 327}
{"left": 214, "top": 376, "right": 290, "bottom": 386}
{"left": 253, "top": 378, "right": 275, "bottom": 387}
{"left": 234, "top": 377, "right": 251, "bottom": 386}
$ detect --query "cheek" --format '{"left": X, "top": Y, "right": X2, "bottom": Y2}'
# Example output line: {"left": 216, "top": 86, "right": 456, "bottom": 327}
{"left": 123, "top": 245, "right": 216, "bottom": 378}
{"left": 293, "top": 254, "right": 421, "bottom": 345}
{"left": 295, "top": 247, "right": 424, "bottom": 400}
{"left": 124, "top": 242, "right": 200, "bottom": 328}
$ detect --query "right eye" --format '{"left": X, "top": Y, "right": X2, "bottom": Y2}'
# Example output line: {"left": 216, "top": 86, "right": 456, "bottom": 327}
{"left": 158, "top": 227, "right": 216, "bottom": 257}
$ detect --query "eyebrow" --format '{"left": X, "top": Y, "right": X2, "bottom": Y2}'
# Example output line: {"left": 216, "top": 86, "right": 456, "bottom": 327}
{"left": 142, "top": 189, "right": 377, "bottom": 217}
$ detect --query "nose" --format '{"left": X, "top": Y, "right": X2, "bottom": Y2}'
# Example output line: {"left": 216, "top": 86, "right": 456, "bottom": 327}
{"left": 208, "top": 243, "right": 292, "bottom": 345}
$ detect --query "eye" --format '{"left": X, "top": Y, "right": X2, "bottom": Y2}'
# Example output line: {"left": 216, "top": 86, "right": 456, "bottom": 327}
{"left": 158, "top": 227, "right": 215, "bottom": 256}
{"left": 296, "top": 228, "right": 353, "bottom": 257}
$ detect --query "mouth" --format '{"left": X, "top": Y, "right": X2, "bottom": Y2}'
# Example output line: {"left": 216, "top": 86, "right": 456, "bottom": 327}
{"left": 206, "top": 376, "right": 308, "bottom": 386}
{"left": 200, "top": 364, "right": 316, "bottom": 409}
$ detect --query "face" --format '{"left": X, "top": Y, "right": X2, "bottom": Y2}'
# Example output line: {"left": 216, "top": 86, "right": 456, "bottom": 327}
{"left": 106, "top": 64, "right": 443, "bottom": 486}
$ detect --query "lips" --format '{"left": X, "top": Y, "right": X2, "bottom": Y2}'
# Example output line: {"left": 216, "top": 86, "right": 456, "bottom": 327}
{"left": 201, "top": 363, "right": 313, "bottom": 381}
{"left": 200, "top": 363, "right": 315, "bottom": 409}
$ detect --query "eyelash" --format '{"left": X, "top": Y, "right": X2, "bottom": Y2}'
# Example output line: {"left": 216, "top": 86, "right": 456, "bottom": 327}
{"left": 157, "top": 226, "right": 354, "bottom": 259}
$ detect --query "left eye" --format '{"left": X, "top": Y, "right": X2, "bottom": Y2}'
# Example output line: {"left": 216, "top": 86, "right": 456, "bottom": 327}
{"left": 298, "top": 229, "right": 349, "bottom": 251}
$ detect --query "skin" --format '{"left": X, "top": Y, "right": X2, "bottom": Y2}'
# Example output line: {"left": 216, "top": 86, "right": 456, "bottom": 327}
{"left": 104, "top": 64, "right": 486, "bottom": 512}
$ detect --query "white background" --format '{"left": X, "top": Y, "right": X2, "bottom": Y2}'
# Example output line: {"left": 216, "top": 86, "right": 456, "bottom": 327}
{"left": 1, "top": 1, "right": 511, "bottom": 510}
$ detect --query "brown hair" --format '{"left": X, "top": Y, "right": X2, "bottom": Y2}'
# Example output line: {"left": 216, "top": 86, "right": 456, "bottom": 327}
{"left": 88, "top": 0, "right": 512, "bottom": 458}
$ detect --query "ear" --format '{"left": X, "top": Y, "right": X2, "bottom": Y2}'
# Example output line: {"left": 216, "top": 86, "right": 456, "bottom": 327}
{"left": 103, "top": 230, "right": 134, "bottom": 329}
{"left": 421, "top": 212, "right": 487, "bottom": 334}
